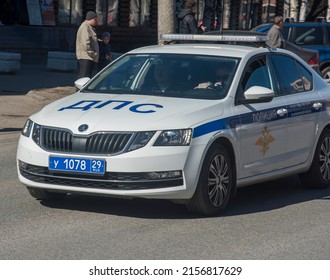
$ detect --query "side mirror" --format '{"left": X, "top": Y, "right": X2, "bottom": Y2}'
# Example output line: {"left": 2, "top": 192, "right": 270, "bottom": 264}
{"left": 74, "top": 77, "right": 91, "bottom": 90}
{"left": 239, "top": 86, "right": 274, "bottom": 104}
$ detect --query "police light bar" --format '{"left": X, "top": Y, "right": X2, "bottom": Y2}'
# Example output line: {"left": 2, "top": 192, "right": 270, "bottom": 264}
{"left": 160, "top": 34, "right": 269, "bottom": 43}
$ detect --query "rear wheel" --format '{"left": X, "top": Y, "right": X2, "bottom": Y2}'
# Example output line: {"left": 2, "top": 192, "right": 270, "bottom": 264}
{"left": 27, "top": 187, "right": 67, "bottom": 200}
{"left": 187, "top": 143, "right": 235, "bottom": 216}
{"left": 299, "top": 129, "right": 330, "bottom": 189}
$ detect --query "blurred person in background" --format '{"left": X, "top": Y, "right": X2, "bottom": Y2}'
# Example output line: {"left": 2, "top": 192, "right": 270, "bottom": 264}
{"left": 266, "top": 16, "right": 285, "bottom": 48}
{"left": 76, "top": 11, "right": 99, "bottom": 78}
{"left": 178, "top": 0, "right": 205, "bottom": 34}
{"left": 97, "top": 31, "right": 112, "bottom": 72}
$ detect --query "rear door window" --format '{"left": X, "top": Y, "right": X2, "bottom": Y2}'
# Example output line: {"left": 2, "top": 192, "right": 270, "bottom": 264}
{"left": 293, "top": 26, "right": 324, "bottom": 45}
{"left": 269, "top": 54, "right": 313, "bottom": 95}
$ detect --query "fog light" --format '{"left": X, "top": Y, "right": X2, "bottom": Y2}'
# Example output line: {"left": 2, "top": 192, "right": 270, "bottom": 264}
{"left": 147, "top": 171, "right": 182, "bottom": 180}
{"left": 18, "top": 160, "right": 28, "bottom": 169}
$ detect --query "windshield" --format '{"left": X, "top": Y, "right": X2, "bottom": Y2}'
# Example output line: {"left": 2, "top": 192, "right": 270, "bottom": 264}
{"left": 83, "top": 53, "right": 239, "bottom": 100}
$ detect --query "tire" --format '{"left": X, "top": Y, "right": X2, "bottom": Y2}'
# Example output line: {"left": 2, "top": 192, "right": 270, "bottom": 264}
{"left": 321, "top": 66, "right": 330, "bottom": 83}
{"left": 27, "top": 187, "right": 67, "bottom": 200}
{"left": 299, "top": 129, "right": 330, "bottom": 189}
{"left": 187, "top": 143, "right": 235, "bottom": 216}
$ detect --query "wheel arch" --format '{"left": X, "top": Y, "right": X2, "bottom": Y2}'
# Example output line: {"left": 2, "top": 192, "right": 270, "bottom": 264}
{"left": 208, "top": 136, "right": 237, "bottom": 197}
{"left": 306, "top": 124, "right": 330, "bottom": 170}
{"left": 299, "top": 124, "right": 330, "bottom": 188}
{"left": 319, "top": 124, "right": 330, "bottom": 142}
{"left": 319, "top": 60, "right": 330, "bottom": 73}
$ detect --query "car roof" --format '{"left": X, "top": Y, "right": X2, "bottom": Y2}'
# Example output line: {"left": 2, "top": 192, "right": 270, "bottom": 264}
{"left": 127, "top": 31, "right": 275, "bottom": 58}
{"left": 254, "top": 22, "right": 330, "bottom": 29}
{"left": 283, "top": 22, "right": 330, "bottom": 26}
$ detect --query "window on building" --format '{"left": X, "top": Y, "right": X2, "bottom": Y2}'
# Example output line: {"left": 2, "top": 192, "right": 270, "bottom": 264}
{"left": 129, "top": 0, "right": 150, "bottom": 27}
{"left": 58, "top": 0, "right": 83, "bottom": 25}
{"left": 96, "top": 0, "right": 118, "bottom": 26}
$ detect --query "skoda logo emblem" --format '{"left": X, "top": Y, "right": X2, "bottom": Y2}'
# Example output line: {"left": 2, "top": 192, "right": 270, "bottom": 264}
{"left": 78, "top": 124, "right": 89, "bottom": 132}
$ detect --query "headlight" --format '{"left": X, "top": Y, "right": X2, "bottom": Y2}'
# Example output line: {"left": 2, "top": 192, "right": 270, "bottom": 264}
{"left": 154, "top": 129, "right": 192, "bottom": 146}
{"left": 32, "top": 123, "right": 41, "bottom": 145}
{"left": 21, "top": 119, "right": 33, "bottom": 137}
{"left": 128, "top": 131, "right": 156, "bottom": 151}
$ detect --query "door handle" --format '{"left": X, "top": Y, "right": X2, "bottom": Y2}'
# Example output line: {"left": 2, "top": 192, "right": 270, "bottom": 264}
{"left": 276, "top": 108, "right": 288, "bottom": 117}
{"left": 313, "top": 102, "right": 322, "bottom": 110}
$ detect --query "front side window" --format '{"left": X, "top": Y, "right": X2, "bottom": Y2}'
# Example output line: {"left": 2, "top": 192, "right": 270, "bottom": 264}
{"left": 235, "top": 55, "right": 275, "bottom": 103}
{"left": 240, "top": 55, "right": 273, "bottom": 92}
{"left": 84, "top": 53, "right": 239, "bottom": 100}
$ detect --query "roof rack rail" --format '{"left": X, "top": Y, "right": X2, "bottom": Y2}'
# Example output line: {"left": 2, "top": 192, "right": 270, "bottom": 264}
{"left": 160, "top": 33, "right": 269, "bottom": 43}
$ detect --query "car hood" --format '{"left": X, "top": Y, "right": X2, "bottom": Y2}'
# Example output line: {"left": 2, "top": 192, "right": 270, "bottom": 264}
{"left": 31, "top": 92, "right": 224, "bottom": 134}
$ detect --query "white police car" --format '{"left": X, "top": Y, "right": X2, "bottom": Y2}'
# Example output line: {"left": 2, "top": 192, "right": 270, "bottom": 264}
{"left": 17, "top": 34, "right": 330, "bottom": 215}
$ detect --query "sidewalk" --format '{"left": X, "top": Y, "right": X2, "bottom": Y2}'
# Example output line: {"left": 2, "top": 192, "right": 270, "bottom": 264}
{"left": 0, "top": 52, "right": 122, "bottom": 130}
{"left": 0, "top": 54, "right": 78, "bottom": 95}
{"left": 0, "top": 52, "right": 123, "bottom": 95}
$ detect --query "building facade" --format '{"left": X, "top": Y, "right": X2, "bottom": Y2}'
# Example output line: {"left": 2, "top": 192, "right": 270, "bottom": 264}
{"left": 0, "top": 0, "right": 328, "bottom": 53}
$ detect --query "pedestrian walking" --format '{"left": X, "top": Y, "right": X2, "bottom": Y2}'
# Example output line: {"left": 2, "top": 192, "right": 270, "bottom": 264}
{"left": 266, "top": 16, "right": 285, "bottom": 48}
{"left": 76, "top": 11, "right": 99, "bottom": 78}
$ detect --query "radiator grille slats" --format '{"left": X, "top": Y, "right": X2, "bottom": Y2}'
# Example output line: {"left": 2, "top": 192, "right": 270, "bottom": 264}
{"left": 85, "top": 133, "right": 132, "bottom": 154}
{"left": 40, "top": 127, "right": 133, "bottom": 155}
{"left": 43, "top": 128, "right": 73, "bottom": 151}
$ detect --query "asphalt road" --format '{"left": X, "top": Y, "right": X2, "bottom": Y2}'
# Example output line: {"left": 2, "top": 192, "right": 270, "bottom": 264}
{"left": 1, "top": 131, "right": 330, "bottom": 260}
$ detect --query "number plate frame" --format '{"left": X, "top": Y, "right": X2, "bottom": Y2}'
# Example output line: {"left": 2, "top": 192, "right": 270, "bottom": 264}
{"left": 49, "top": 156, "right": 106, "bottom": 175}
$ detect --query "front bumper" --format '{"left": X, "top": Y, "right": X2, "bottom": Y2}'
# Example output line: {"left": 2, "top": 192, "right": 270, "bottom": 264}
{"left": 17, "top": 134, "right": 204, "bottom": 200}
{"left": 18, "top": 160, "right": 183, "bottom": 190}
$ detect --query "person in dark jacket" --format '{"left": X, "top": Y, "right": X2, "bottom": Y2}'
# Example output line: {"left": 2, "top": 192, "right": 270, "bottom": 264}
{"left": 178, "top": 0, "right": 205, "bottom": 34}
{"left": 97, "top": 31, "right": 112, "bottom": 72}
{"left": 202, "top": 0, "right": 222, "bottom": 32}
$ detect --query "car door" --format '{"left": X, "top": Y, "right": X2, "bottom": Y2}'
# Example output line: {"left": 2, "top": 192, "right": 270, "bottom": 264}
{"left": 234, "top": 55, "right": 288, "bottom": 179}
{"left": 268, "top": 53, "right": 322, "bottom": 166}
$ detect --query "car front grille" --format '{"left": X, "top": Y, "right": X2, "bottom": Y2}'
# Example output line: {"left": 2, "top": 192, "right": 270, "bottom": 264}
{"left": 41, "top": 127, "right": 133, "bottom": 155}
{"left": 19, "top": 161, "right": 183, "bottom": 190}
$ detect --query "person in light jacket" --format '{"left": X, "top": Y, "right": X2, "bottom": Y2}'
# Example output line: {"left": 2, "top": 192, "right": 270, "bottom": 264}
{"left": 76, "top": 11, "right": 99, "bottom": 78}
{"left": 266, "top": 16, "right": 285, "bottom": 48}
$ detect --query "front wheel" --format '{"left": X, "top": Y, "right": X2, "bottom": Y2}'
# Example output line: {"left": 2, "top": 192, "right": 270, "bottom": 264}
{"left": 187, "top": 144, "right": 235, "bottom": 216}
{"left": 299, "top": 129, "right": 330, "bottom": 189}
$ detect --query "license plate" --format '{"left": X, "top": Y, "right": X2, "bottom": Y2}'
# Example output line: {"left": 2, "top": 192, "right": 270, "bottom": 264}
{"left": 49, "top": 156, "right": 106, "bottom": 175}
